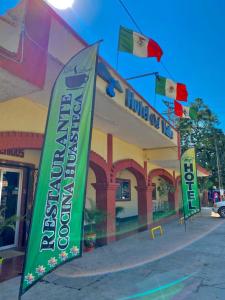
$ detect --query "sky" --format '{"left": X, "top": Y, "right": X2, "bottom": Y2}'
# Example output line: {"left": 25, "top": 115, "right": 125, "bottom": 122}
{"left": 2, "top": 0, "right": 225, "bottom": 129}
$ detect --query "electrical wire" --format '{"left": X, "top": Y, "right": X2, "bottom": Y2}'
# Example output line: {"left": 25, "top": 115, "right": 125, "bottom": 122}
{"left": 117, "top": 0, "right": 143, "bottom": 34}
{"left": 117, "top": 0, "right": 176, "bottom": 81}
{"left": 160, "top": 60, "right": 175, "bottom": 81}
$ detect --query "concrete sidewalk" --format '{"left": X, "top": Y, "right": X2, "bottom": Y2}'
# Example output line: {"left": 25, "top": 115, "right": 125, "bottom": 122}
{"left": 1, "top": 208, "right": 224, "bottom": 300}
{"left": 51, "top": 208, "right": 222, "bottom": 278}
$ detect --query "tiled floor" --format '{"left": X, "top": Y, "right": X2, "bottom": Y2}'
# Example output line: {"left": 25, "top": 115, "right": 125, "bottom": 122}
{"left": 0, "top": 255, "right": 24, "bottom": 282}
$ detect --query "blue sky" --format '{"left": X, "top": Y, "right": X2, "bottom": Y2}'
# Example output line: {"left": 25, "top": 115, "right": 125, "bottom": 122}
{"left": 3, "top": 0, "right": 225, "bottom": 129}
{"left": 0, "top": 0, "right": 20, "bottom": 15}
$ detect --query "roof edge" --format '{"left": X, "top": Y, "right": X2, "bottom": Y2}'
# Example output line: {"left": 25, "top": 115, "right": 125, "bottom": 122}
{"left": 42, "top": 1, "right": 177, "bottom": 133}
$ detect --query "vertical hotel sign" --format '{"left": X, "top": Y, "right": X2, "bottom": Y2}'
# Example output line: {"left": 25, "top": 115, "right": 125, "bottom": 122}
{"left": 181, "top": 148, "right": 200, "bottom": 219}
{"left": 19, "top": 44, "right": 99, "bottom": 297}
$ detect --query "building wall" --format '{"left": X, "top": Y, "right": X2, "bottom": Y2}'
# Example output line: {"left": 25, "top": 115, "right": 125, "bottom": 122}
{"left": 144, "top": 148, "right": 178, "bottom": 161}
{"left": 113, "top": 136, "right": 144, "bottom": 166}
{"left": 48, "top": 17, "right": 84, "bottom": 64}
{"left": 0, "top": 95, "right": 178, "bottom": 221}
{"left": 0, "top": 0, "right": 194, "bottom": 248}
{"left": 0, "top": 98, "right": 47, "bottom": 133}
{"left": 0, "top": 96, "right": 108, "bottom": 162}
{"left": 91, "top": 129, "right": 107, "bottom": 161}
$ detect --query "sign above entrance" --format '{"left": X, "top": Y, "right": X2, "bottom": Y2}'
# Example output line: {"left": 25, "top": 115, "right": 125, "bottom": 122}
{"left": 0, "top": 148, "right": 24, "bottom": 158}
{"left": 125, "top": 89, "right": 174, "bottom": 139}
{"left": 97, "top": 62, "right": 123, "bottom": 97}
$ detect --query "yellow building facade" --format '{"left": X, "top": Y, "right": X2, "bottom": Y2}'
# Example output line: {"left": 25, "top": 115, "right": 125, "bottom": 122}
{"left": 0, "top": 0, "right": 183, "bottom": 250}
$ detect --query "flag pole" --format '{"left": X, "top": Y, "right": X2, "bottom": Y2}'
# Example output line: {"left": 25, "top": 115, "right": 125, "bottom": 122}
{"left": 173, "top": 102, "right": 187, "bottom": 232}
{"left": 154, "top": 90, "right": 157, "bottom": 108}
{"left": 125, "top": 71, "right": 158, "bottom": 81}
{"left": 116, "top": 26, "right": 121, "bottom": 71}
{"left": 178, "top": 128, "right": 187, "bottom": 233}
{"left": 116, "top": 50, "right": 120, "bottom": 71}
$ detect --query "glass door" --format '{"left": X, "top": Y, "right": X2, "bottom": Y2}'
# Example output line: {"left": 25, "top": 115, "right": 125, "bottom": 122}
{"left": 0, "top": 168, "right": 22, "bottom": 250}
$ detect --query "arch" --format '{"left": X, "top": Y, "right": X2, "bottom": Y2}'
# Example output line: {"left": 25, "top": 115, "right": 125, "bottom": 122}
{"left": 89, "top": 151, "right": 110, "bottom": 184}
{"left": 175, "top": 175, "right": 181, "bottom": 189}
{"left": 148, "top": 168, "right": 176, "bottom": 211}
{"left": 148, "top": 168, "right": 175, "bottom": 186}
{"left": 0, "top": 131, "right": 44, "bottom": 150}
{"left": 112, "top": 159, "right": 146, "bottom": 187}
{"left": 88, "top": 151, "right": 112, "bottom": 245}
{"left": 111, "top": 159, "right": 151, "bottom": 230}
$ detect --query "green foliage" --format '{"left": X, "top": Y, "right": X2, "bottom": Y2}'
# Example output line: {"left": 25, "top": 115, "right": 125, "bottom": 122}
{"left": 0, "top": 207, "right": 18, "bottom": 236}
{"left": 177, "top": 98, "right": 225, "bottom": 189}
{"left": 157, "top": 180, "right": 175, "bottom": 197}
{"left": 84, "top": 199, "right": 106, "bottom": 234}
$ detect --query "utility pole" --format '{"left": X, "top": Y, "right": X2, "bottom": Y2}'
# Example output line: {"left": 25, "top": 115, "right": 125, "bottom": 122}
{"left": 214, "top": 139, "right": 223, "bottom": 193}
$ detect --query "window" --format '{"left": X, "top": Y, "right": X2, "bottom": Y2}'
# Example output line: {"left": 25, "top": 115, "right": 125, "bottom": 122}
{"left": 116, "top": 178, "right": 131, "bottom": 201}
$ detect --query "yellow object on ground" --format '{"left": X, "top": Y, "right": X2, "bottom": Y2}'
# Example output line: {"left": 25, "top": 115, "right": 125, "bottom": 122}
{"left": 179, "top": 217, "right": 184, "bottom": 224}
{"left": 150, "top": 225, "right": 164, "bottom": 239}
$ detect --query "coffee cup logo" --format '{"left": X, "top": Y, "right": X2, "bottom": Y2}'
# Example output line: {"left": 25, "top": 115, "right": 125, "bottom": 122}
{"left": 65, "top": 66, "right": 89, "bottom": 90}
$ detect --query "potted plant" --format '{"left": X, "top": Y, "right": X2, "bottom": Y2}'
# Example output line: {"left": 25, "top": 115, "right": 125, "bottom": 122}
{"left": 0, "top": 207, "right": 18, "bottom": 264}
{"left": 84, "top": 199, "right": 106, "bottom": 251}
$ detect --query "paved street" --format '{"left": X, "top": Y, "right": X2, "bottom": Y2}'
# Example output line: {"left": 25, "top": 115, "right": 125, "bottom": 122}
{"left": 1, "top": 209, "right": 225, "bottom": 300}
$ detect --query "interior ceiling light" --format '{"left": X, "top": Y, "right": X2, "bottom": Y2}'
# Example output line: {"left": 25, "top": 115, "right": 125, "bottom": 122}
{"left": 46, "top": 0, "right": 74, "bottom": 10}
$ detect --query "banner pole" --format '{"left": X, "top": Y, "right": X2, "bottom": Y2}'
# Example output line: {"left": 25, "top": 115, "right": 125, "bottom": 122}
{"left": 184, "top": 217, "right": 187, "bottom": 232}
{"left": 116, "top": 26, "right": 121, "bottom": 71}
{"left": 125, "top": 71, "right": 159, "bottom": 81}
{"left": 19, "top": 42, "right": 101, "bottom": 299}
{"left": 178, "top": 131, "right": 187, "bottom": 233}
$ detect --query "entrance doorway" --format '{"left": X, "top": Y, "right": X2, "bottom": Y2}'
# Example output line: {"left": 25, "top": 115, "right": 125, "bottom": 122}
{"left": 0, "top": 167, "right": 22, "bottom": 250}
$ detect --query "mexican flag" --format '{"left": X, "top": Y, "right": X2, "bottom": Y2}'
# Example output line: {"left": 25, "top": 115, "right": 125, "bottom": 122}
{"left": 156, "top": 75, "right": 188, "bottom": 101}
{"left": 174, "top": 101, "right": 197, "bottom": 120}
{"left": 118, "top": 26, "right": 163, "bottom": 62}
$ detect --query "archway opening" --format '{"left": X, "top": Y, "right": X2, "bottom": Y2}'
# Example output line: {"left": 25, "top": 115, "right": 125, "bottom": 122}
{"left": 149, "top": 169, "right": 176, "bottom": 222}
{"left": 115, "top": 169, "right": 139, "bottom": 238}
{"left": 112, "top": 159, "right": 150, "bottom": 237}
{"left": 87, "top": 152, "right": 111, "bottom": 246}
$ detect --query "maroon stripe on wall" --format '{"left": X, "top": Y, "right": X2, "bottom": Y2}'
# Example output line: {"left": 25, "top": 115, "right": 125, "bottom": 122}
{"left": 0, "top": 132, "right": 44, "bottom": 150}
{"left": 0, "top": 0, "right": 51, "bottom": 88}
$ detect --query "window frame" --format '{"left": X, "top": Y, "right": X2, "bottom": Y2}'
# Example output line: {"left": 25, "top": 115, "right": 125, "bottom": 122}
{"left": 116, "top": 178, "right": 131, "bottom": 201}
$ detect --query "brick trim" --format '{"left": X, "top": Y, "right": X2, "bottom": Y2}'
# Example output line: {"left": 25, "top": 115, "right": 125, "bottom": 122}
{"left": 0, "top": 131, "right": 44, "bottom": 149}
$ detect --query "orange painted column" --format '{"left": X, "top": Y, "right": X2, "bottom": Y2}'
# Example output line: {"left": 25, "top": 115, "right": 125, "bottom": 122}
{"left": 175, "top": 177, "right": 181, "bottom": 212}
{"left": 136, "top": 185, "right": 153, "bottom": 230}
{"left": 174, "top": 188, "right": 180, "bottom": 212}
{"left": 93, "top": 183, "right": 119, "bottom": 245}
